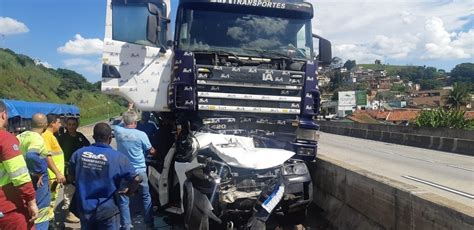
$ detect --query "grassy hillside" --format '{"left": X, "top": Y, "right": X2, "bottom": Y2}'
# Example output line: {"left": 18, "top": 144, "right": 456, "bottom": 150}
{"left": 358, "top": 63, "right": 449, "bottom": 90}
{"left": 0, "top": 48, "right": 126, "bottom": 125}
{"left": 358, "top": 64, "right": 413, "bottom": 75}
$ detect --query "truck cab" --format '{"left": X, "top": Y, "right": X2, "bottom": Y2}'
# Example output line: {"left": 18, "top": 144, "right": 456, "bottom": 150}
{"left": 102, "top": 0, "right": 331, "bottom": 162}
{"left": 101, "top": 0, "right": 331, "bottom": 227}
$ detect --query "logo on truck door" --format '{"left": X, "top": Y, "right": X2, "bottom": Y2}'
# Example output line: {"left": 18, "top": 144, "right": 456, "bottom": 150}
{"left": 262, "top": 72, "right": 273, "bottom": 81}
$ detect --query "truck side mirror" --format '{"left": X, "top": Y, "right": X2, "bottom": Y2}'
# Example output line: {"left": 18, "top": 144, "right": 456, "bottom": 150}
{"left": 312, "top": 34, "right": 332, "bottom": 65}
{"left": 147, "top": 2, "right": 171, "bottom": 46}
{"left": 147, "top": 15, "right": 158, "bottom": 44}
{"left": 148, "top": 3, "right": 159, "bottom": 15}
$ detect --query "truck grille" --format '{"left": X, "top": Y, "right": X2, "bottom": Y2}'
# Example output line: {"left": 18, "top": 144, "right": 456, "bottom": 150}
{"left": 196, "top": 65, "right": 304, "bottom": 115}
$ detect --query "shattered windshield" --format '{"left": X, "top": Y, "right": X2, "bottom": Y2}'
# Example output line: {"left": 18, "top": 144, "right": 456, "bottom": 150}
{"left": 177, "top": 8, "right": 313, "bottom": 59}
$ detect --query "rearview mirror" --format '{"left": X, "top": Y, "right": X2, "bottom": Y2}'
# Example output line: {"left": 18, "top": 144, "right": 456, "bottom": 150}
{"left": 147, "top": 15, "right": 158, "bottom": 44}
{"left": 148, "top": 3, "right": 159, "bottom": 15}
{"left": 313, "top": 34, "right": 332, "bottom": 65}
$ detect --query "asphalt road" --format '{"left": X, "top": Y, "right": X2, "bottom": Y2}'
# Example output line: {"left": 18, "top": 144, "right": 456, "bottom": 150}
{"left": 318, "top": 132, "right": 474, "bottom": 206}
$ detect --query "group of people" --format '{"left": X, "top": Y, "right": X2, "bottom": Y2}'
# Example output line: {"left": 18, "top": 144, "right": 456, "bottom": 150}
{"left": 0, "top": 100, "right": 91, "bottom": 230}
{"left": 0, "top": 99, "right": 159, "bottom": 230}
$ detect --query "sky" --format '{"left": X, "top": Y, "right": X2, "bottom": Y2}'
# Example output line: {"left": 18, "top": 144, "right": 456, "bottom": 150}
{"left": 0, "top": 0, "right": 473, "bottom": 83}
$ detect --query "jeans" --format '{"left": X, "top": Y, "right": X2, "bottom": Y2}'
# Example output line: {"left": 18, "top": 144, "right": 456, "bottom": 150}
{"left": 118, "top": 171, "right": 153, "bottom": 229}
{"left": 80, "top": 213, "right": 120, "bottom": 230}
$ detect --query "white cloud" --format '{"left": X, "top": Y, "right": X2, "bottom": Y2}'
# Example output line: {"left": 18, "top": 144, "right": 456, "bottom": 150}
{"left": 63, "top": 58, "right": 93, "bottom": 67}
{"left": 334, "top": 44, "right": 383, "bottom": 64}
{"left": 57, "top": 34, "right": 103, "bottom": 55}
{"left": 0, "top": 17, "right": 29, "bottom": 35}
{"left": 63, "top": 58, "right": 101, "bottom": 75}
{"left": 422, "top": 17, "right": 472, "bottom": 59}
{"left": 373, "top": 35, "right": 418, "bottom": 59}
{"left": 310, "top": 0, "right": 473, "bottom": 65}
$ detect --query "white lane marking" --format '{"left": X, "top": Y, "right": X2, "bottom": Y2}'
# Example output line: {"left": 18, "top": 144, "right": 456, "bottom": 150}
{"left": 446, "top": 164, "right": 474, "bottom": 173}
{"left": 402, "top": 175, "right": 474, "bottom": 199}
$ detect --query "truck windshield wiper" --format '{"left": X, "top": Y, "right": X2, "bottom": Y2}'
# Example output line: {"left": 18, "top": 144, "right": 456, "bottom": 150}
{"left": 242, "top": 48, "right": 293, "bottom": 60}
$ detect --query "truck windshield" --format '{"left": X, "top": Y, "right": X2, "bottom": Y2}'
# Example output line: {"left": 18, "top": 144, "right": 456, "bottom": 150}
{"left": 177, "top": 8, "right": 313, "bottom": 59}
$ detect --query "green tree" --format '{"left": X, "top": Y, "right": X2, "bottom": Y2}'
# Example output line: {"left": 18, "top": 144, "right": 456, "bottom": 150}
{"left": 450, "top": 63, "right": 474, "bottom": 84}
{"left": 375, "top": 91, "right": 396, "bottom": 101}
{"left": 355, "top": 82, "right": 369, "bottom": 91}
{"left": 445, "top": 83, "right": 471, "bottom": 110}
{"left": 390, "top": 84, "right": 407, "bottom": 92}
{"left": 343, "top": 60, "right": 356, "bottom": 71}
{"left": 330, "top": 57, "right": 343, "bottom": 69}
{"left": 419, "top": 79, "right": 442, "bottom": 90}
{"left": 415, "top": 108, "right": 473, "bottom": 129}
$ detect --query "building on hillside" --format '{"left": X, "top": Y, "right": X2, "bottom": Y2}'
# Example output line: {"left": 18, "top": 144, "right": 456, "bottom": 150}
{"left": 388, "top": 101, "right": 407, "bottom": 108}
{"left": 466, "top": 94, "right": 474, "bottom": 110}
{"left": 374, "top": 70, "right": 386, "bottom": 78}
{"left": 385, "top": 110, "right": 420, "bottom": 125}
{"left": 358, "top": 109, "right": 420, "bottom": 125}
{"left": 465, "top": 111, "right": 474, "bottom": 119}
{"left": 317, "top": 74, "right": 331, "bottom": 87}
{"left": 378, "top": 77, "right": 392, "bottom": 90}
{"left": 320, "top": 100, "right": 338, "bottom": 118}
{"left": 370, "top": 100, "right": 381, "bottom": 110}
{"left": 408, "top": 89, "right": 449, "bottom": 108}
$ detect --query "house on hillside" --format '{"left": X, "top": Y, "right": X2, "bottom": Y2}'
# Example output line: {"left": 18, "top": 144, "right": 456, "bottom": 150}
{"left": 351, "top": 109, "right": 421, "bottom": 125}
{"left": 385, "top": 110, "right": 420, "bottom": 125}
{"left": 408, "top": 89, "right": 449, "bottom": 109}
{"left": 378, "top": 77, "right": 392, "bottom": 90}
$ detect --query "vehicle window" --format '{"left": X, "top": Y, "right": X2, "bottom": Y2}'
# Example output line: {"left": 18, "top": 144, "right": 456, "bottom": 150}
{"left": 112, "top": 4, "right": 156, "bottom": 47}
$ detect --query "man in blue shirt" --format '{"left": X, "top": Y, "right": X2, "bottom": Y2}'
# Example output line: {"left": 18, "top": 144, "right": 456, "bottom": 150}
{"left": 114, "top": 111, "right": 156, "bottom": 230}
{"left": 68, "top": 123, "right": 140, "bottom": 230}
{"left": 136, "top": 112, "right": 159, "bottom": 148}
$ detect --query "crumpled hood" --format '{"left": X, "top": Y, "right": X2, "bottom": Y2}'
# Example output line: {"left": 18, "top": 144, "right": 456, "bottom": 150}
{"left": 194, "top": 132, "right": 295, "bottom": 169}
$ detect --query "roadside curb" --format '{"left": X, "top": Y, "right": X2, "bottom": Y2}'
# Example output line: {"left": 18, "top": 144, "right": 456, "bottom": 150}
{"left": 308, "top": 155, "right": 474, "bottom": 230}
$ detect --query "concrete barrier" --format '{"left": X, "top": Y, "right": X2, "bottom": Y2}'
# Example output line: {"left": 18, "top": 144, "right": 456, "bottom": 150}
{"left": 308, "top": 155, "right": 474, "bottom": 230}
{"left": 318, "top": 121, "right": 474, "bottom": 156}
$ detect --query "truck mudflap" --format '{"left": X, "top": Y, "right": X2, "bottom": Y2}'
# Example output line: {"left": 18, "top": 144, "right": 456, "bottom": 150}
{"left": 184, "top": 180, "right": 222, "bottom": 229}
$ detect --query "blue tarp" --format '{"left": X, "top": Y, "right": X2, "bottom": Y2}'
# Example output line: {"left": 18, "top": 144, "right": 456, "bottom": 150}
{"left": 2, "top": 99, "right": 80, "bottom": 119}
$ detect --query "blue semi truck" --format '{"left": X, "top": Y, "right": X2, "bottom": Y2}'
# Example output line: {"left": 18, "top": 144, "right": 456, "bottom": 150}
{"left": 101, "top": 0, "right": 331, "bottom": 228}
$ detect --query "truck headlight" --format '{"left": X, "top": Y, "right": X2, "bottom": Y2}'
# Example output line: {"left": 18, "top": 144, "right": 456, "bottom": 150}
{"left": 296, "top": 128, "right": 320, "bottom": 142}
{"left": 282, "top": 163, "right": 309, "bottom": 176}
{"left": 297, "top": 147, "right": 315, "bottom": 156}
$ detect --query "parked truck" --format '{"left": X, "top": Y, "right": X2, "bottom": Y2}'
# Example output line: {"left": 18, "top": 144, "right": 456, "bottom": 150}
{"left": 101, "top": 0, "right": 331, "bottom": 228}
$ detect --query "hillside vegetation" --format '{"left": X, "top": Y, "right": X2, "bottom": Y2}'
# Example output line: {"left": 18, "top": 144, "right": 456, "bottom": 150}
{"left": 358, "top": 63, "right": 474, "bottom": 91}
{"left": 0, "top": 48, "right": 126, "bottom": 125}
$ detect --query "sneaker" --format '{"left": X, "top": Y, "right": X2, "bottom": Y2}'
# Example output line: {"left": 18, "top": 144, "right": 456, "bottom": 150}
{"left": 65, "top": 211, "right": 80, "bottom": 223}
